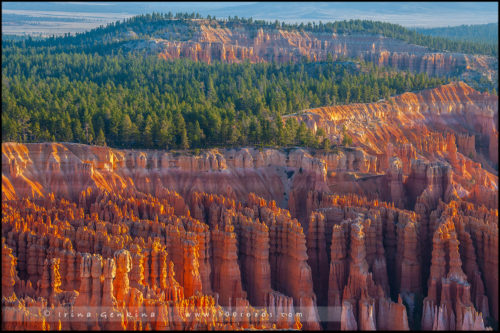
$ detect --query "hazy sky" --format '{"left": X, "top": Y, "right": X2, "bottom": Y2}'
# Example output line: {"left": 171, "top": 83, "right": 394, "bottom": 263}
{"left": 2, "top": 2, "right": 498, "bottom": 35}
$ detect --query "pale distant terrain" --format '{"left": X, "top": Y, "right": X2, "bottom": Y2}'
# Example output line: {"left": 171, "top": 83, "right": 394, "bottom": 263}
{"left": 2, "top": 1, "right": 498, "bottom": 36}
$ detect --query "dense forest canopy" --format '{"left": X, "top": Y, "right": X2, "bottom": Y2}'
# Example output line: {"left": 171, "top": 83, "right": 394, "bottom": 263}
{"left": 5, "top": 12, "right": 497, "bottom": 57}
{"left": 415, "top": 23, "right": 498, "bottom": 46}
{"left": 2, "top": 46, "right": 448, "bottom": 149}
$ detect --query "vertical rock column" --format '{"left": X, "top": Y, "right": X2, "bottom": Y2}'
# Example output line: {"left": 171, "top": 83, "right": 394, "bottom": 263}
{"left": 164, "top": 261, "right": 184, "bottom": 302}
{"left": 457, "top": 227, "right": 490, "bottom": 320}
{"left": 27, "top": 242, "right": 39, "bottom": 285}
{"left": 149, "top": 240, "right": 161, "bottom": 291}
{"left": 480, "top": 223, "right": 498, "bottom": 322}
{"left": 2, "top": 242, "right": 18, "bottom": 297}
{"left": 72, "top": 253, "right": 92, "bottom": 330}
{"left": 306, "top": 212, "right": 328, "bottom": 307}
{"left": 266, "top": 291, "right": 295, "bottom": 327}
{"left": 421, "top": 220, "right": 486, "bottom": 330}
{"left": 182, "top": 233, "right": 203, "bottom": 298}
{"left": 129, "top": 244, "right": 145, "bottom": 292}
{"left": 399, "top": 220, "right": 421, "bottom": 294}
{"left": 101, "top": 257, "right": 125, "bottom": 330}
{"left": 65, "top": 250, "right": 77, "bottom": 291}
{"left": 89, "top": 254, "right": 103, "bottom": 307}
{"left": 49, "top": 258, "right": 63, "bottom": 306}
{"left": 239, "top": 216, "right": 272, "bottom": 307}
{"left": 327, "top": 224, "right": 347, "bottom": 329}
{"left": 364, "top": 213, "right": 390, "bottom": 297}
{"left": 192, "top": 221, "right": 212, "bottom": 294}
{"left": 113, "top": 249, "right": 132, "bottom": 307}
{"left": 387, "top": 157, "right": 406, "bottom": 208}
{"left": 272, "top": 214, "right": 320, "bottom": 330}
{"left": 211, "top": 224, "right": 246, "bottom": 307}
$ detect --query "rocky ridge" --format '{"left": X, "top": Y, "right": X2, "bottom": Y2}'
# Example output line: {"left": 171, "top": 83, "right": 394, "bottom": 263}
{"left": 125, "top": 24, "right": 497, "bottom": 81}
{"left": 287, "top": 82, "right": 498, "bottom": 210}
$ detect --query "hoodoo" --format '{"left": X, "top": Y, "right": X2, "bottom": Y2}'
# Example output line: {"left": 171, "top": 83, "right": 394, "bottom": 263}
{"left": 2, "top": 131, "right": 497, "bottom": 329}
{"left": 1, "top": 4, "right": 498, "bottom": 330}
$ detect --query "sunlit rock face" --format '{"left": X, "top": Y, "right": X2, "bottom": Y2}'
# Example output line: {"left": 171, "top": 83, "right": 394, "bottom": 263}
{"left": 1, "top": 81, "right": 497, "bottom": 330}
{"left": 131, "top": 23, "right": 496, "bottom": 80}
{"left": 288, "top": 82, "right": 498, "bottom": 209}
{"left": 2, "top": 140, "right": 497, "bottom": 331}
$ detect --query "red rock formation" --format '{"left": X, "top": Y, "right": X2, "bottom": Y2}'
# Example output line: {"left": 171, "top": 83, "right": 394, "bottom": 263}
{"left": 337, "top": 217, "right": 409, "bottom": 330}
{"left": 386, "top": 157, "right": 406, "bottom": 208}
{"left": 306, "top": 212, "right": 328, "bottom": 306}
{"left": 211, "top": 224, "right": 247, "bottom": 307}
{"left": 1, "top": 140, "right": 497, "bottom": 330}
{"left": 303, "top": 190, "right": 497, "bottom": 330}
{"left": 421, "top": 211, "right": 493, "bottom": 330}
{"left": 327, "top": 224, "right": 347, "bottom": 329}
{"left": 489, "top": 130, "right": 498, "bottom": 166}
{"left": 398, "top": 222, "right": 421, "bottom": 294}
{"left": 287, "top": 82, "right": 498, "bottom": 208}
{"left": 266, "top": 291, "right": 295, "bottom": 328}
{"left": 456, "top": 132, "right": 476, "bottom": 158}
{"left": 72, "top": 253, "right": 92, "bottom": 330}
{"left": 100, "top": 257, "right": 125, "bottom": 330}
{"left": 236, "top": 215, "right": 272, "bottom": 307}
{"left": 2, "top": 241, "right": 19, "bottom": 297}
{"left": 142, "top": 22, "right": 497, "bottom": 81}
{"left": 268, "top": 213, "right": 320, "bottom": 329}
{"left": 377, "top": 295, "right": 410, "bottom": 330}
{"left": 406, "top": 159, "right": 454, "bottom": 210}
{"left": 1, "top": 143, "right": 329, "bottom": 216}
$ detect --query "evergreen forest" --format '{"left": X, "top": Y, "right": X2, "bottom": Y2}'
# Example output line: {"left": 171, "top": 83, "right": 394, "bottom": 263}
{"left": 2, "top": 48, "right": 449, "bottom": 149}
{"left": 5, "top": 13, "right": 487, "bottom": 150}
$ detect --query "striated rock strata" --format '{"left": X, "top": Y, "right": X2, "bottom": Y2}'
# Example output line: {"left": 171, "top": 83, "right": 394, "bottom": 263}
{"left": 123, "top": 21, "right": 496, "bottom": 82}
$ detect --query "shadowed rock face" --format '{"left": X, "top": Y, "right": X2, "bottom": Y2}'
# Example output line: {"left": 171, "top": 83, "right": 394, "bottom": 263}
{"left": 1, "top": 143, "right": 328, "bottom": 206}
{"left": 1, "top": 84, "right": 497, "bottom": 331}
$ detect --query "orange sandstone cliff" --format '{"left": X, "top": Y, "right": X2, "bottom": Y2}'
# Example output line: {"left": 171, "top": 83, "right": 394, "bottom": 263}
{"left": 287, "top": 82, "right": 498, "bottom": 210}
{"left": 127, "top": 23, "right": 496, "bottom": 81}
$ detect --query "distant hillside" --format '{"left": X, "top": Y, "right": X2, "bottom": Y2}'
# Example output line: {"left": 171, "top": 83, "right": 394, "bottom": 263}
{"left": 6, "top": 14, "right": 497, "bottom": 57}
{"left": 416, "top": 23, "right": 498, "bottom": 45}
{"left": 2, "top": 34, "right": 46, "bottom": 41}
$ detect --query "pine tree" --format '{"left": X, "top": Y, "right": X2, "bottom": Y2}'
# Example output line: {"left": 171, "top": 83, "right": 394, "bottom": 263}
{"left": 191, "top": 120, "right": 206, "bottom": 148}
{"left": 143, "top": 115, "right": 154, "bottom": 148}
{"left": 296, "top": 122, "right": 309, "bottom": 146}
{"left": 322, "top": 138, "right": 331, "bottom": 152}
{"left": 342, "top": 132, "right": 353, "bottom": 146}
{"left": 174, "top": 112, "right": 189, "bottom": 149}
{"left": 120, "top": 115, "right": 133, "bottom": 146}
{"left": 158, "top": 119, "right": 173, "bottom": 149}
{"left": 95, "top": 128, "right": 106, "bottom": 146}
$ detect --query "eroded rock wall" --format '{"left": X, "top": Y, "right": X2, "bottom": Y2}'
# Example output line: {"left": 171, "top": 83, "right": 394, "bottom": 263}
{"left": 138, "top": 24, "right": 496, "bottom": 79}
